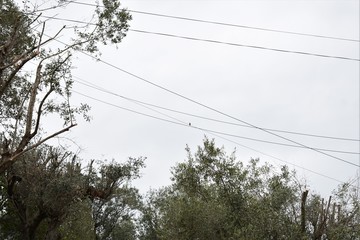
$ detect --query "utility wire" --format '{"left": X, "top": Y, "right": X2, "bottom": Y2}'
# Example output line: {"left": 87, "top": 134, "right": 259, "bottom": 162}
{"left": 71, "top": 1, "right": 360, "bottom": 43}
{"left": 74, "top": 78, "right": 359, "bottom": 155}
{"left": 72, "top": 90, "right": 187, "bottom": 127}
{"left": 76, "top": 51, "right": 360, "bottom": 168}
{"left": 38, "top": 15, "right": 360, "bottom": 62}
{"left": 29, "top": 4, "right": 360, "bottom": 189}
{"left": 129, "top": 29, "right": 359, "bottom": 62}
{"left": 128, "top": 10, "right": 360, "bottom": 43}
{"left": 73, "top": 90, "right": 359, "bottom": 189}
{"left": 74, "top": 77, "right": 360, "bottom": 143}
{"left": 37, "top": 18, "right": 360, "bottom": 168}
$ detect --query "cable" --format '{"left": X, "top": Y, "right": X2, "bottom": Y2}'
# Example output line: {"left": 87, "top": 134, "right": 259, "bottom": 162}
{"left": 194, "top": 128, "right": 359, "bottom": 155}
{"left": 74, "top": 77, "right": 360, "bottom": 155}
{"left": 73, "top": 90, "right": 187, "bottom": 126}
{"left": 75, "top": 80, "right": 360, "bottom": 155}
{"left": 38, "top": 15, "right": 360, "bottom": 62}
{"left": 37, "top": 19, "right": 360, "bottom": 168}
{"left": 128, "top": 10, "right": 360, "bottom": 43}
{"left": 74, "top": 77, "right": 360, "bottom": 143}
{"left": 70, "top": 1, "right": 360, "bottom": 43}
{"left": 129, "top": 29, "right": 359, "bottom": 62}
{"left": 73, "top": 90, "right": 359, "bottom": 189}
{"left": 75, "top": 79, "right": 359, "bottom": 154}
{"left": 10, "top": 0, "right": 359, "bottom": 189}
{"left": 76, "top": 51, "right": 360, "bottom": 168}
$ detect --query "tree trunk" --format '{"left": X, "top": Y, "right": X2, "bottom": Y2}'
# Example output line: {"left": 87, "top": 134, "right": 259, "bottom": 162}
{"left": 45, "top": 220, "right": 62, "bottom": 240}
{"left": 21, "top": 212, "right": 46, "bottom": 240}
{"left": 22, "top": 224, "right": 38, "bottom": 240}
{"left": 301, "top": 190, "right": 309, "bottom": 233}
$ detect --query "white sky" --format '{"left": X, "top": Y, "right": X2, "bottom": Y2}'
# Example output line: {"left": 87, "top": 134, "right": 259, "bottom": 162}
{"left": 33, "top": 0, "right": 359, "bottom": 196}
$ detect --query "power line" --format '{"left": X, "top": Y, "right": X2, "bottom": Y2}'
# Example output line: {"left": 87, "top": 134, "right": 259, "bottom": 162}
{"left": 29, "top": 6, "right": 360, "bottom": 190}
{"left": 74, "top": 79, "right": 359, "bottom": 155}
{"left": 129, "top": 11, "right": 360, "bottom": 43}
{"left": 197, "top": 128, "right": 359, "bottom": 155}
{"left": 73, "top": 90, "right": 359, "bottom": 189}
{"left": 37, "top": 19, "right": 360, "bottom": 168}
{"left": 74, "top": 77, "right": 360, "bottom": 142}
{"left": 75, "top": 79, "right": 359, "bottom": 155}
{"left": 72, "top": 90, "right": 186, "bottom": 127}
{"left": 70, "top": 1, "right": 360, "bottom": 43}
{"left": 76, "top": 51, "right": 360, "bottom": 168}
{"left": 38, "top": 15, "right": 360, "bottom": 62}
{"left": 129, "top": 29, "right": 359, "bottom": 62}
{"left": 17, "top": 1, "right": 360, "bottom": 190}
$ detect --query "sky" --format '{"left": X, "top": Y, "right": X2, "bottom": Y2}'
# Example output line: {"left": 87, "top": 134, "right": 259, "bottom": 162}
{"left": 28, "top": 0, "right": 360, "bottom": 196}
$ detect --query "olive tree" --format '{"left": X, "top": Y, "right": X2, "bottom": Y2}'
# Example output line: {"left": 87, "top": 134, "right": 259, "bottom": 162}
{"left": 0, "top": 0, "right": 131, "bottom": 173}
{"left": 138, "top": 138, "right": 360, "bottom": 239}
{"left": 0, "top": 144, "right": 145, "bottom": 240}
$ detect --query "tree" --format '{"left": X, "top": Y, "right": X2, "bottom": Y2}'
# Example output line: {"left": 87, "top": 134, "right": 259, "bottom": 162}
{"left": 0, "top": 1, "right": 141, "bottom": 238}
{"left": 304, "top": 184, "right": 360, "bottom": 239}
{"left": 0, "top": 0, "right": 131, "bottom": 173}
{"left": 87, "top": 158, "right": 145, "bottom": 240}
{"left": 138, "top": 138, "right": 360, "bottom": 239}
{"left": 0, "top": 144, "right": 145, "bottom": 239}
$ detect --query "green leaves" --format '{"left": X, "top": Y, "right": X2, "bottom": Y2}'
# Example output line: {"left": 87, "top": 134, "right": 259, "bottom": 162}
{"left": 140, "top": 138, "right": 304, "bottom": 239}
{"left": 75, "top": 0, "right": 132, "bottom": 54}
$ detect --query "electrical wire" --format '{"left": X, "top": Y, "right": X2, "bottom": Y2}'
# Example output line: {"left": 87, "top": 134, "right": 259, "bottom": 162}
{"left": 75, "top": 51, "right": 360, "bottom": 168}
{"left": 74, "top": 77, "right": 360, "bottom": 143}
{"left": 73, "top": 89, "right": 359, "bottom": 189}
{"left": 129, "top": 29, "right": 359, "bottom": 62}
{"left": 70, "top": 1, "right": 360, "bottom": 43}
{"left": 75, "top": 79, "right": 360, "bottom": 155}
{"left": 11, "top": 0, "right": 360, "bottom": 189}
{"left": 27, "top": 1, "right": 360, "bottom": 190}
{"left": 38, "top": 15, "right": 360, "bottom": 62}
{"left": 74, "top": 77, "right": 360, "bottom": 155}
{"left": 35, "top": 17, "right": 360, "bottom": 168}
{"left": 74, "top": 79, "right": 359, "bottom": 155}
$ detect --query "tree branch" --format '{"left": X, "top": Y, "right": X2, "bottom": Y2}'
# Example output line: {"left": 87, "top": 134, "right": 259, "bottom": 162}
{"left": 15, "top": 62, "right": 43, "bottom": 153}
{"left": 31, "top": 87, "right": 54, "bottom": 138}
{"left": 11, "top": 123, "right": 77, "bottom": 162}
{"left": 0, "top": 50, "right": 39, "bottom": 97}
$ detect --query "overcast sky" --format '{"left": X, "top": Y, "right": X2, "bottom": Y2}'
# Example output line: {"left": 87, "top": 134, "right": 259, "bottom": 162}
{"left": 36, "top": 0, "right": 359, "bottom": 196}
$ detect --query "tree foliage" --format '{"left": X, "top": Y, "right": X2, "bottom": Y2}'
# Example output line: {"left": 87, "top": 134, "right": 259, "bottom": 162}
{"left": 0, "top": 1, "right": 144, "bottom": 239}
{"left": 0, "top": 144, "right": 145, "bottom": 239}
{"left": 0, "top": 0, "right": 131, "bottom": 173}
{"left": 1, "top": 1, "right": 359, "bottom": 239}
{"left": 138, "top": 138, "right": 360, "bottom": 240}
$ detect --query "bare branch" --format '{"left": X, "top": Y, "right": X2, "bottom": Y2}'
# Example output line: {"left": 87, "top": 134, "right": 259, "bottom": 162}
{"left": 37, "top": 22, "right": 46, "bottom": 52}
{"left": 28, "top": 13, "right": 42, "bottom": 26}
{"left": 0, "top": 50, "right": 39, "bottom": 96}
{"left": 10, "top": 123, "right": 77, "bottom": 162}
{"left": 31, "top": 87, "right": 54, "bottom": 138}
{"left": 0, "top": 23, "right": 65, "bottom": 72}
{"left": 12, "top": 61, "right": 42, "bottom": 154}
{"left": 25, "top": 62, "right": 42, "bottom": 136}
{"left": 11, "top": 90, "right": 31, "bottom": 151}
{"left": 39, "top": 24, "right": 66, "bottom": 48}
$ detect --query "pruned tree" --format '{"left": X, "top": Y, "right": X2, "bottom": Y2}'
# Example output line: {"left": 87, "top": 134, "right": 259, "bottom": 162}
{"left": 305, "top": 183, "right": 360, "bottom": 239}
